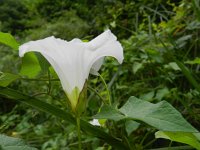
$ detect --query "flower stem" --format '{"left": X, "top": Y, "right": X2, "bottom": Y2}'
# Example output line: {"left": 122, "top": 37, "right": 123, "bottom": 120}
{"left": 87, "top": 86, "right": 106, "bottom": 104}
{"left": 98, "top": 73, "right": 111, "bottom": 105}
{"left": 76, "top": 116, "right": 82, "bottom": 150}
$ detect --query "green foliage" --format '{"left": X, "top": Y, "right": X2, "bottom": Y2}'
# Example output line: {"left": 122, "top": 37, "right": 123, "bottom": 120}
{"left": 125, "top": 120, "right": 140, "bottom": 136}
{"left": 20, "top": 53, "right": 41, "bottom": 78}
{"left": 0, "top": 0, "right": 31, "bottom": 34}
{"left": 25, "top": 11, "right": 89, "bottom": 41}
{"left": 95, "top": 96, "right": 197, "bottom": 132}
{"left": 155, "top": 131, "right": 200, "bottom": 150}
{"left": 0, "top": 32, "right": 19, "bottom": 50}
{"left": 1, "top": 0, "right": 200, "bottom": 149}
{"left": 0, "top": 72, "right": 20, "bottom": 87}
{"left": 35, "top": 0, "right": 70, "bottom": 20}
{"left": 0, "top": 134, "right": 37, "bottom": 150}
{"left": 0, "top": 87, "right": 127, "bottom": 150}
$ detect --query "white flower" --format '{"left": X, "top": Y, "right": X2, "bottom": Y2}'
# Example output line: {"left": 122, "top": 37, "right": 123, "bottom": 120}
{"left": 89, "top": 119, "right": 100, "bottom": 126}
{"left": 19, "top": 30, "right": 123, "bottom": 111}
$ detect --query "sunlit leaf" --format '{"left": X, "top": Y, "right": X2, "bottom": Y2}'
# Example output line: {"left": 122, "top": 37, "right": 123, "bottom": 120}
{"left": 20, "top": 52, "right": 41, "bottom": 78}
{"left": 186, "top": 57, "right": 200, "bottom": 65}
{"left": 194, "top": 133, "right": 200, "bottom": 141}
{"left": 155, "top": 131, "right": 200, "bottom": 150}
{"left": 0, "top": 32, "right": 19, "bottom": 50}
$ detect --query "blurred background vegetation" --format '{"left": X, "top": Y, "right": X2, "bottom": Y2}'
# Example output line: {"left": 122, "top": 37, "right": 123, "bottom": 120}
{"left": 1, "top": 0, "right": 200, "bottom": 149}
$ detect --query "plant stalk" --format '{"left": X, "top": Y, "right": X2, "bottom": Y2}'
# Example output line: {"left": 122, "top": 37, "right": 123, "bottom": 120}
{"left": 76, "top": 116, "right": 82, "bottom": 150}
{"left": 98, "top": 73, "right": 111, "bottom": 105}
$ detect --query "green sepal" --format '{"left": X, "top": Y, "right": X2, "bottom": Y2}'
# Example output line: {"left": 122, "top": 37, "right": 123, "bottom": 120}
{"left": 66, "top": 87, "right": 80, "bottom": 111}
{"left": 75, "top": 82, "right": 87, "bottom": 117}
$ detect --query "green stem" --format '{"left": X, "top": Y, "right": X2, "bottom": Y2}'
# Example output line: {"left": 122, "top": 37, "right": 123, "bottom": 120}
{"left": 76, "top": 116, "right": 82, "bottom": 150}
{"left": 87, "top": 86, "right": 106, "bottom": 104}
{"left": 47, "top": 70, "right": 52, "bottom": 94}
{"left": 98, "top": 73, "right": 111, "bottom": 105}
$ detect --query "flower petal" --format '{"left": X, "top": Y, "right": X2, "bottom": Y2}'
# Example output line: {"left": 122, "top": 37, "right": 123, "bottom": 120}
{"left": 87, "top": 30, "right": 117, "bottom": 50}
{"left": 90, "top": 57, "right": 104, "bottom": 75}
{"left": 86, "top": 30, "right": 123, "bottom": 75}
{"left": 19, "top": 36, "right": 86, "bottom": 95}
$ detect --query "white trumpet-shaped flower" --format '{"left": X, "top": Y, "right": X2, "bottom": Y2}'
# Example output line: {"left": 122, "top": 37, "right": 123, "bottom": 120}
{"left": 19, "top": 30, "right": 123, "bottom": 112}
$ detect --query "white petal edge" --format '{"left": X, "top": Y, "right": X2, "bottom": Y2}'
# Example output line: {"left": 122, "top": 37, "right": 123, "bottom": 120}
{"left": 87, "top": 30, "right": 123, "bottom": 75}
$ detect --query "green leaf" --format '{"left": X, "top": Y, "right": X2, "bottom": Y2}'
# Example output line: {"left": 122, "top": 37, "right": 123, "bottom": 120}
{"left": 186, "top": 20, "right": 200, "bottom": 30}
{"left": 0, "top": 87, "right": 127, "bottom": 150}
{"left": 35, "top": 53, "right": 50, "bottom": 74}
{"left": 125, "top": 120, "right": 140, "bottom": 136}
{"left": 186, "top": 57, "right": 200, "bottom": 65}
{"left": 155, "top": 87, "right": 170, "bottom": 101}
{"left": 94, "top": 105, "right": 124, "bottom": 121}
{"left": 139, "top": 91, "right": 155, "bottom": 101}
{"left": 155, "top": 131, "right": 200, "bottom": 150}
{"left": 119, "top": 97, "right": 197, "bottom": 132}
{"left": 20, "top": 52, "right": 51, "bottom": 78}
{"left": 132, "top": 62, "right": 143, "bottom": 74}
{"left": 194, "top": 133, "right": 200, "bottom": 141}
{"left": 175, "top": 59, "right": 200, "bottom": 93}
{"left": 159, "top": 39, "right": 200, "bottom": 93}
{"left": 95, "top": 97, "right": 197, "bottom": 132}
{"left": 20, "top": 53, "right": 41, "bottom": 78}
{"left": 164, "top": 62, "right": 181, "bottom": 71}
{"left": 0, "top": 134, "right": 37, "bottom": 150}
{"left": 175, "top": 35, "right": 192, "bottom": 48}
{"left": 0, "top": 72, "right": 20, "bottom": 87}
{"left": 0, "top": 32, "right": 19, "bottom": 50}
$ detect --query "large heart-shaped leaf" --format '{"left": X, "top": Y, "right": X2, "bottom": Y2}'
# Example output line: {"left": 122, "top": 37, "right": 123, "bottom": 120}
{"left": 95, "top": 96, "right": 197, "bottom": 132}
{"left": 119, "top": 97, "right": 197, "bottom": 132}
